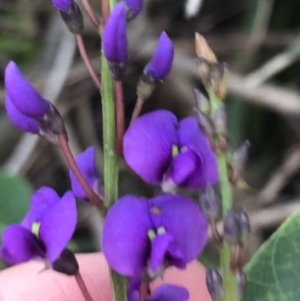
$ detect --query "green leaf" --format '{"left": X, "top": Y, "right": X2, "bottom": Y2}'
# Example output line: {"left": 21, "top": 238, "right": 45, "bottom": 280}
{"left": 243, "top": 211, "right": 300, "bottom": 301}
{"left": 0, "top": 170, "right": 32, "bottom": 241}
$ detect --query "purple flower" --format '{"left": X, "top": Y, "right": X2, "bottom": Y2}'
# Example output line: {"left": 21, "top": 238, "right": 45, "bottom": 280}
{"left": 124, "top": 0, "right": 143, "bottom": 19}
{"left": 144, "top": 32, "right": 174, "bottom": 80}
{"left": 129, "top": 284, "right": 189, "bottom": 301}
{"left": 123, "top": 110, "right": 218, "bottom": 191}
{"left": 1, "top": 187, "right": 77, "bottom": 266}
{"left": 103, "top": 3, "right": 127, "bottom": 63}
{"left": 51, "top": 0, "right": 72, "bottom": 11}
{"left": 69, "top": 147, "right": 103, "bottom": 200}
{"left": 5, "top": 96, "right": 39, "bottom": 133}
{"left": 102, "top": 194, "right": 207, "bottom": 277}
{"left": 5, "top": 61, "right": 50, "bottom": 118}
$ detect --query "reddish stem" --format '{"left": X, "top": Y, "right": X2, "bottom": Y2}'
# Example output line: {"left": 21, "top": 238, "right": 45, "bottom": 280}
{"left": 58, "top": 134, "right": 103, "bottom": 207}
{"left": 80, "top": 0, "right": 100, "bottom": 29}
{"left": 139, "top": 282, "right": 149, "bottom": 301}
{"left": 76, "top": 34, "right": 101, "bottom": 89}
{"left": 101, "top": 0, "right": 110, "bottom": 24}
{"left": 130, "top": 97, "right": 144, "bottom": 124}
{"left": 115, "top": 80, "right": 125, "bottom": 156}
{"left": 75, "top": 272, "right": 95, "bottom": 301}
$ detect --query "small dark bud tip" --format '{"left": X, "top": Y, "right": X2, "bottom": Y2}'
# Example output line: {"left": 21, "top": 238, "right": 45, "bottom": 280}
{"left": 206, "top": 268, "right": 223, "bottom": 301}
{"left": 108, "top": 61, "right": 125, "bottom": 80}
{"left": 199, "top": 185, "right": 221, "bottom": 222}
{"left": 52, "top": 249, "right": 79, "bottom": 276}
{"left": 59, "top": 2, "right": 84, "bottom": 34}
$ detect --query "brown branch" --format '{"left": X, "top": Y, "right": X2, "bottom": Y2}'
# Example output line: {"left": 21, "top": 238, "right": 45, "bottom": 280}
{"left": 130, "top": 97, "right": 144, "bottom": 124}
{"left": 115, "top": 80, "right": 125, "bottom": 156}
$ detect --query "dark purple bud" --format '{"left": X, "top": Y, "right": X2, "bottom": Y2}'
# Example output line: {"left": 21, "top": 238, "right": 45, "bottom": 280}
{"left": 213, "top": 104, "right": 227, "bottom": 136}
{"left": 144, "top": 32, "right": 174, "bottom": 81}
{"left": 52, "top": 0, "right": 72, "bottom": 11}
{"left": 58, "top": 1, "right": 84, "bottom": 34}
{"left": 5, "top": 96, "right": 39, "bottom": 133}
{"left": 37, "top": 104, "right": 67, "bottom": 143}
{"left": 206, "top": 268, "right": 223, "bottom": 301}
{"left": 5, "top": 61, "right": 50, "bottom": 118}
{"left": 232, "top": 141, "right": 251, "bottom": 171}
{"left": 236, "top": 269, "right": 246, "bottom": 298}
{"left": 52, "top": 249, "right": 79, "bottom": 276}
{"left": 238, "top": 209, "right": 250, "bottom": 245}
{"left": 103, "top": 3, "right": 127, "bottom": 78}
{"left": 193, "top": 107, "right": 214, "bottom": 136}
{"left": 223, "top": 209, "right": 240, "bottom": 245}
{"left": 193, "top": 89, "right": 210, "bottom": 114}
{"left": 124, "top": 0, "right": 143, "bottom": 19}
{"left": 223, "top": 209, "right": 250, "bottom": 245}
{"left": 199, "top": 185, "right": 221, "bottom": 222}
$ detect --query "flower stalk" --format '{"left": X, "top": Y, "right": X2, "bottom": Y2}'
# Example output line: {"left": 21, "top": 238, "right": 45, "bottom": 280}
{"left": 100, "top": 0, "right": 127, "bottom": 301}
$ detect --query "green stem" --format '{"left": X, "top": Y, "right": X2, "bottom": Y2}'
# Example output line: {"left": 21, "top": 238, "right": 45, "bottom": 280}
{"left": 210, "top": 90, "right": 237, "bottom": 301}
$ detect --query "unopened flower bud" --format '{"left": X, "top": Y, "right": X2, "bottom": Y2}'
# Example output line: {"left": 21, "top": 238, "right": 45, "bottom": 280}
{"left": 193, "top": 88, "right": 210, "bottom": 114}
{"left": 206, "top": 268, "right": 223, "bottom": 301}
{"left": 199, "top": 185, "right": 221, "bottom": 222}
{"left": 195, "top": 33, "right": 217, "bottom": 63}
{"left": 211, "top": 63, "right": 227, "bottom": 98}
{"left": 236, "top": 269, "right": 246, "bottom": 298}
{"left": 233, "top": 141, "right": 251, "bottom": 172}
{"left": 193, "top": 107, "right": 214, "bottom": 136}
{"left": 223, "top": 209, "right": 250, "bottom": 245}
{"left": 52, "top": 249, "right": 79, "bottom": 276}
{"left": 197, "top": 57, "right": 211, "bottom": 85}
{"left": 143, "top": 32, "right": 174, "bottom": 81}
{"left": 238, "top": 209, "right": 250, "bottom": 245}
{"left": 223, "top": 209, "right": 240, "bottom": 244}
{"left": 103, "top": 3, "right": 127, "bottom": 79}
{"left": 58, "top": 1, "right": 84, "bottom": 34}
{"left": 213, "top": 104, "right": 227, "bottom": 136}
{"left": 124, "top": 0, "right": 143, "bottom": 19}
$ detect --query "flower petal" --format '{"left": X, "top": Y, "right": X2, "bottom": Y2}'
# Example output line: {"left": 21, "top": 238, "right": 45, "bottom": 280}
{"left": 102, "top": 195, "right": 152, "bottom": 277}
{"left": 51, "top": 0, "right": 72, "bottom": 11}
{"left": 39, "top": 191, "right": 77, "bottom": 263}
{"left": 149, "top": 285, "right": 189, "bottom": 301}
{"left": 168, "top": 149, "right": 199, "bottom": 186}
{"left": 149, "top": 233, "right": 185, "bottom": 274}
{"left": 103, "top": 3, "right": 127, "bottom": 63}
{"left": 149, "top": 194, "right": 208, "bottom": 263}
{"left": 69, "top": 147, "right": 102, "bottom": 200}
{"left": 5, "top": 96, "right": 39, "bottom": 133}
{"left": 0, "top": 225, "right": 44, "bottom": 264}
{"left": 144, "top": 32, "right": 174, "bottom": 80}
{"left": 125, "top": 0, "right": 143, "bottom": 18}
{"left": 178, "top": 117, "right": 218, "bottom": 187}
{"left": 22, "top": 187, "right": 60, "bottom": 229}
{"left": 5, "top": 61, "right": 50, "bottom": 118}
{"left": 124, "top": 110, "right": 178, "bottom": 184}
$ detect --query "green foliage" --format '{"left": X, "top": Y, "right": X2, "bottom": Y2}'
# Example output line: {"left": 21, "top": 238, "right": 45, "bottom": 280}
{"left": 243, "top": 211, "right": 300, "bottom": 301}
{"left": 0, "top": 170, "right": 33, "bottom": 242}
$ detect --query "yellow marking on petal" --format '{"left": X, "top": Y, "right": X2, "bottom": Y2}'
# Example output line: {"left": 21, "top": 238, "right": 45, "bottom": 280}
{"left": 157, "top": 226, "right": 166, "bottom": 235}
{"left": 31, "top": 222, "right": 41, "bottom": 238}
{"left": 172, "top": 145, "right": 179, "bottom": 157}
{"left": 151, "top": 207, "right": 162, "bottom": 215}
{"left": 148, "top": 229, "right": 156, "bottom": 241}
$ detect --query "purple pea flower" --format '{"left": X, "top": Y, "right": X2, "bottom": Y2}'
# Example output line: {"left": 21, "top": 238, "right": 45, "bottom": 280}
{"left": 51, "top": 0, "right": 72, "bottom": 11}
{"left": 124, "top": 0, "right": 143, "bottom": 19}
{"left": 123, "top": 110, "right": 218, "bottom": 192}
{"left": 0, "top": 187, "right": 77, "bottom": 267}
{"left": 102, "top": 194, "right": 208, "bottom": 278}
{"left": 129, "top": 284, "right": 189, "bottom": 301}
{"left": 103, "top": 3, "right": 127, "bottom": 64}
{"left": 5, "top": 96, "right": 39, "bottom": 133}
{"left": 5, "top": 61, "right": 50, "bottom": 118}
{"left": 144, "top": 32, "right": 174, "bottom": 81}
{"left": 69, "top": 147, "right": 103, "bottom": 200}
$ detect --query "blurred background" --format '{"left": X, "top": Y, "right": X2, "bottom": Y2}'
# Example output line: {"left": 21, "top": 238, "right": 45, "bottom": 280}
{"left": 1, "top": 0, "right": 300, "bottom": 269}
